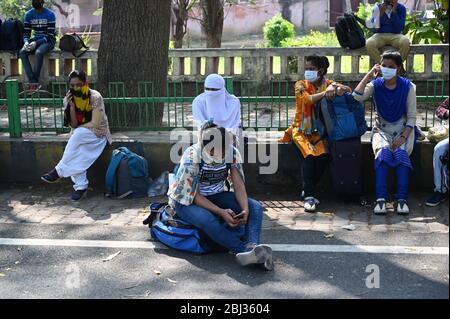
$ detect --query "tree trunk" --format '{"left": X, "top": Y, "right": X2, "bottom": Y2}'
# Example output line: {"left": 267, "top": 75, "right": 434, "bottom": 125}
{"left": 172, "top": 0, "right": 191, "bottom": 49}
{"left": 97, "top": 0, "right": 171, "bottom": 128}
{"left": 200, "top": 0, "right": 224, "bottom": 48}
{"left": 173, "top": 15, "right": 185, "bottom": 49}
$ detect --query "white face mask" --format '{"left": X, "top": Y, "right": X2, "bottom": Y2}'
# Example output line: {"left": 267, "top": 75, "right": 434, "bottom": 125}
{"left": 381, "top": 67, "right": 397, "bottom": 80}
{"left": 304, "top": 70, "right": 319, "bottom": 82}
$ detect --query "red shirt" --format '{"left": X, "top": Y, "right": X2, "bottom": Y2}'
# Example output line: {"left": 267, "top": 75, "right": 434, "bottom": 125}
{"left": 436, "top": 98, "right": 449, "bottom": 120}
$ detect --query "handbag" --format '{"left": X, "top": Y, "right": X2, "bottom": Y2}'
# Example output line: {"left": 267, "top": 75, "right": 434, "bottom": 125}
{"left": 428, "top": 121, "right": 449, "bottom": 143}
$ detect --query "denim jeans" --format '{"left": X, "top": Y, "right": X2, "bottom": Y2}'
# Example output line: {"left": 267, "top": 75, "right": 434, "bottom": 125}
{"left": 19, "top": 42, "right": 54, "bottom": 83}
{"left": 175, "top": 192, "right": 264, "bottom": 254}
{"left": 433, "top": 138, "right": 449, "bottom": 193}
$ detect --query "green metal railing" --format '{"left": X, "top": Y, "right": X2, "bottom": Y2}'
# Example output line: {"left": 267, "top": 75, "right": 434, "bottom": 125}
{"left": 0, "top": 78, "right": 448, "bottom": 138}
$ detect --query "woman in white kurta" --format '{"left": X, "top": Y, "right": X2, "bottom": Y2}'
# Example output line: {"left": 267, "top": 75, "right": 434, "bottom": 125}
{"left": 41, "top": 70, "right": 111, "bottom": 201}
{"left": 353, "top": 51, "right": 416, "bottom": 215}
{"left": 192, "top": 74, "right": 241, "bottom": 138}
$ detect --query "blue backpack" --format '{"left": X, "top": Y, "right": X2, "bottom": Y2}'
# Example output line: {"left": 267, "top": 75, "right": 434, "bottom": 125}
{"left": 320, "top": 93, "right": 368, "bottom": 142}
{"left": 143, "top": 202, "right": 213, "bottom": 254}
{"left": 105, "top": 147, "right": 149, "bottom": 198}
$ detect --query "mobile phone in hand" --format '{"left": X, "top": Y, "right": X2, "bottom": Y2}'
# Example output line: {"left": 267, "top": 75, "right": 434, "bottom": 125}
{"left": 233, "top": 212, "right": 246, "bottom": 219}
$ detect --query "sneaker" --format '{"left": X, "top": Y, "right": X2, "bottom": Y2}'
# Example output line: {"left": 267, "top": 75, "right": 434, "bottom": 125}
{"left": 41, "top": 169, "right": 60, "bottom": 184}
{"left": 236, "top": 244, "right": 273, "bottom": 268}
{"left": 426, "top": 192, "right": 447, "bottom": 207}
{"left": 396, "top": 200, "right": 410, "bottom": 215}
{"left": 257, "top": 255, "right": 274, "bottom": 271}
{"left": 71, "top": 189, "right": 87, "bottom": 202}
{"left": 374, "top": 199, "right": 387, "bottom": 214}
{"left": 304, "top": 197, "right": 319, "bottom": 213}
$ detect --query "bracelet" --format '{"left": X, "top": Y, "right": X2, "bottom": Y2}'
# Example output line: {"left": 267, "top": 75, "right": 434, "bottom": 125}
{"left": 400, "top": 135, "right": 407, "bottom": 140}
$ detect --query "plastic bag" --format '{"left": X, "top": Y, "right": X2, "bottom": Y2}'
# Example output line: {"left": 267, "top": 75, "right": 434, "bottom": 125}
{"left": 147, "top": 171, "right": 169, "bottom": 197}
{"left": 428, "top": 121, "right": 449, "bottom": 143}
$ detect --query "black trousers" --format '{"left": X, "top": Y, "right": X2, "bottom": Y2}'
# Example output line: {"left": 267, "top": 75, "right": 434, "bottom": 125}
{"left": 302, "top": 154, "right": 329, "bottom": 198}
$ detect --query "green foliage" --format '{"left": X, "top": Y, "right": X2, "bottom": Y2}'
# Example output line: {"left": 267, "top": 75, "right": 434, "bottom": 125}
{"left": 356, "top": 1, "right": 380, "bottom": 38}
{"left": 0, "top": 0, "right": 56, "bottom": 20}
{"left": 277, "top": 30, "right": 338, "bottom": 73}
{"left": 281, "top": 30, "right": 339, "bottom": 47}
{"left": 93, "top": 7, "right": 103, "bottom": 17}
{"left": 263, "top": 14, "right": 295, "bottom": 48}
{"left": 354, "top": 0, "right": 448, "bottom": 44}
{"left": 404, "top": 1, "right": 448, "bottom": 44}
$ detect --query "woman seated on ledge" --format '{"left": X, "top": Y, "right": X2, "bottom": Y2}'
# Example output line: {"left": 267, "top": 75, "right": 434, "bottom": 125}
{"left": 40, "top": 70, "right": 112, "bottom": 201}
{"left": 279, "top": 55, "right": 352, "bottom": 212}
{"left": 353, "top": 51, "right": 417, "bottom": 215}
{"left": 167, "top": 122, "right": 273, "bottom": 271}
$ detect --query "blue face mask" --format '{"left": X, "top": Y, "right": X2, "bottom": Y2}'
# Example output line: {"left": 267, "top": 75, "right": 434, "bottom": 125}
{"left": 304, "top": 70, "right": 319, "bottom": 82}
{"left": 381, "top": 67, "right": 397, "bottom": 80}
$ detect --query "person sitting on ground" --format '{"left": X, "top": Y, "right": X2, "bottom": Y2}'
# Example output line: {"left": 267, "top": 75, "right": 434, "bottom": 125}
{"left": 279, "top": 55, "right": 352, "bottom": 213}
{"left": 167, "top": 122, "right": 273, "bottom": 271}
{"left": 353, "top": 51, "right": 417, "bottom": 215}
{"left": 192, "top": 74, "right": 241, "bottom": 138}
{"left": 426, "top": 97, "right": 449, "bottom": 207}
{"left": 365, "top": 0, "right": 410, "bottom": 68}
{"left": 40, "top": 70, "right": 112, "bottom": 201}
{"left": 19, "top": 0, "right": 56, "bottom": 89}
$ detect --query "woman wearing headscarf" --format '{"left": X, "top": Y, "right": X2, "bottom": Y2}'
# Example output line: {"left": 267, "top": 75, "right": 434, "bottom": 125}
{"left": 192, "top": 74, "right": 241, "bottom": 137}
{"left": 280, "top": 55, "right": 352, "bottom": 212}
{"left": 40, "top": 70, "right": 111, "bottom": 201}
{"left": 353, "top": 51, "right": 417, "bottom": 215}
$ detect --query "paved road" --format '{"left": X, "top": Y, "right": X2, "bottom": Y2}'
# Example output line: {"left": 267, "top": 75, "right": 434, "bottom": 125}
{"left": 0, "top": 223, "right": 447, "bottom": 299}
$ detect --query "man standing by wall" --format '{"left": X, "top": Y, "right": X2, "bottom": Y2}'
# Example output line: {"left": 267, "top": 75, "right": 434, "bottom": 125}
{"left": 365, "top": 0, "right": 410, "bottom": 66}
{"left": 19, "top": 0, "right": 56, "bottom": 89}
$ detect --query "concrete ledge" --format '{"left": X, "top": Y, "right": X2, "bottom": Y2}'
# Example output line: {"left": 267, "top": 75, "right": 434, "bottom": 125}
{"left": 0, "top": 131, "right": 437, "bottom": 195}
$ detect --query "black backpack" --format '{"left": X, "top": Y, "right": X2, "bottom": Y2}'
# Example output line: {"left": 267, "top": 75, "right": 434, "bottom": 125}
{"left": 59, "top": 33, "right": 89, "bottom": 58}
{"left": 335, "top": 13, "right": 366, "bottom": 50}
{"left": 0, "top": 18, "right": 25, "bottom": 52}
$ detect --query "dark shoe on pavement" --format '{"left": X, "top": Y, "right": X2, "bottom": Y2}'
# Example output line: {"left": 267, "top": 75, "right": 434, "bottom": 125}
{"left": 71, "top": 189, "right": 88, "bottom": 202}
{"left": 41, "top": 169, "right": 60, "bottom": 183}
{"left": 426, "top": 192, "right": 447, "bottom": 207}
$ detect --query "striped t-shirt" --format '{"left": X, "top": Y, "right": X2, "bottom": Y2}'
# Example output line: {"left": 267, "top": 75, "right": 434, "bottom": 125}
{"left": 199, "top": 162, "right": 230, "bottom": 196}
{"left": 23, "top": 8, "right": 56, "bottom": 46}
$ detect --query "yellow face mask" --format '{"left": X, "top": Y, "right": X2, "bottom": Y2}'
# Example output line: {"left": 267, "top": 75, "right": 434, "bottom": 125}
{"left": 70, "top": 84, "right": 92, "bottom": 112}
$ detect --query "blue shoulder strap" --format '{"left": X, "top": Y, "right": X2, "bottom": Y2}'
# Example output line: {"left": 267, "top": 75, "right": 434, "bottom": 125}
{"left": 343, "top": 93, "right": 360, "bottom": 112}
{"left": 104, "top": 150, "right": 126, "bottom": 196}
{"left": 117, "top": 146, "right": 133, "bottom": 158}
